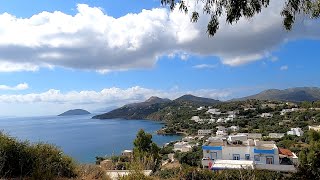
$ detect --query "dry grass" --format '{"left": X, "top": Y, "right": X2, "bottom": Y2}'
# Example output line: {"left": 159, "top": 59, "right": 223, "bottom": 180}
{"left": 161, "top": 161, "right": 181, "bottom": 170}
{"left": 74, "top": 164, "right": 111, "bottom": 180}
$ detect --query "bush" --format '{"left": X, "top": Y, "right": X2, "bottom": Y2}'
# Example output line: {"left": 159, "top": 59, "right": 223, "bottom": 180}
{"left": 180, "top": 167, "right": 215, "bottom": 180}
{"left": 0, "top": 132, "right": 77, "bottom": 179}
{"left": 154, "top": 168, "right": 180, "bottom": 179}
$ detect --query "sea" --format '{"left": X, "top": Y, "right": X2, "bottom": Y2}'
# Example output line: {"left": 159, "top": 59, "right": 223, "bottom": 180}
{"left": 0, "top": 115, "right": 181, "bottom": 163}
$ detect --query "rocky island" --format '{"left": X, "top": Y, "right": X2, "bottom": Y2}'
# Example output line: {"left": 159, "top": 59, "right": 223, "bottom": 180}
{"left": 58, "top": 109, "right": 91, "bottom": 116}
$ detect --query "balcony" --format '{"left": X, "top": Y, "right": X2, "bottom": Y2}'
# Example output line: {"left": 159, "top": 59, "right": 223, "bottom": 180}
{"left": 255, "top": 164, "right": 296, "bottom": 172}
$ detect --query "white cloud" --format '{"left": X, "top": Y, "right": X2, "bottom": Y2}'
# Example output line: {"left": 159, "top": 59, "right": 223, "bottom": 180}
{"left": 0, "top": 86, "right": 230, "bottom": 104}
{"left": 192, "top": 64, "right": 217, "bottom": 69}
{"left": 0, "top": 86, "right": 231, "bottom": 115}
{"left": 0, "top": 2, "right": 318, "bottom": 72}
{"left": 0, "top": 83, "right": 29, "bottom": 90}
{"left": 0, "top": 62, "right": 39, "bottom": 72}
{"left": 280, "top": 65, "right": 288, "bottom": 71}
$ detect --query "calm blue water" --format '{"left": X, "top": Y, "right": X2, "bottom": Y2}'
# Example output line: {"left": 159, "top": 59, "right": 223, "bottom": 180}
{"left": 0, "top": 115, "right": 181, "bottom": 163}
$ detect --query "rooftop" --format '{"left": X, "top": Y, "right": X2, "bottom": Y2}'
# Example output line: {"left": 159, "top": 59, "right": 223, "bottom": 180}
{"left": 208, "top": 141, "right": 224, "bottom": 146}
{"left": 279, "top": 148, "right": 293, "bottom": 156}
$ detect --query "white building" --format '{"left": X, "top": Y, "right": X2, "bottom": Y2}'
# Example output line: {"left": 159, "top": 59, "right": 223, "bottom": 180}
{"left": 309, "top": 125, "right": 320, "bottom": 132}
{"left": 280, "top": 108, "right": 299, "bottom": 115}
{"left": 216, "top": 126, "right": 227, "bottom": 137}
{"left": 182, "top": 136, "right": 195, "bottom": 142}
{"left": 197, "top": 106, "right": 205, "bottom": 111}
{"left": 228, "top": 114, "right": 236, "bottom": 120}
{"left": 201, "top": 138, "right": 296, "bottom": 172}
{"left": 191, "top": 116, "right": 205, "bottom": 123}
{"left": 173, "top": 142, "right": 192, "bottom": 152}
{"left": 217, "top": 118, "right": 224, "bottom": 123}
{"left": 238, "top": 133, "right": 263, "bottom": 140}
{"left": 228, "top": 126, "right": 240, "bottom": 132}
{"left": 227, "top": 110, "right": 239, "bottom": 115}
{"left": 269, "top": 133, "right": 285, "bottom": 139}
{"left": 208, "top": 136, "right": 224, "bottom": 143}
{"left": 198, "top": 129, "right": 212, "bottom": 136}
{"left": 191, "top": 116, "right": 201, "bottom": 121}
{"left": 244, "top": 108, "right": 256, "bottom": 111}
{"left": 227, "top": 134, "right": 247, "bottom": 143}
{"left": 287, "top": 128, "right": 304, "bottom": 137}
{"left": 208, "top": 119, "right": 216, "bottom": 123}
{"left": 217, "top": 116, "right": 234, "bottom": 123}
{"left": 207, "top": 108, "right": 221, "bottom": 115}
{"left": 260, "top": 113, "right": 273, "bottom": 118}
{"left": 216, "top": 130, "right": 227, "bottom": 137}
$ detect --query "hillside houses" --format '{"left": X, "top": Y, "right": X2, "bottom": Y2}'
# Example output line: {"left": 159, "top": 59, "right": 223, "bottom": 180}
{"left": 281, "top": 108, "right": 299, "bottom": 115}
{"left": 260, "top": 113, "right": 273, "bottom": 118}
{"left": 287, "top": 128, "right": 304, "bottom": 137}
{"left": 206, "top": 108, "right": 221, "bottom": 115}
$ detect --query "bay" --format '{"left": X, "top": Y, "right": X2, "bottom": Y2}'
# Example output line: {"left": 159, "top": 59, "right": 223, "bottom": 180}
{"left": 0, "top": 115, "right": 181, "bottom": 163}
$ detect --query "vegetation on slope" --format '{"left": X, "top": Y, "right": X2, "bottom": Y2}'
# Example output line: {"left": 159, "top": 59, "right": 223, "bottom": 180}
{"left": 93, "top": 95, "right": 221, "bottom": 120}
{"left": 237, "top": 87, "right": 320, "bottom": 102}
{"left": 0, "top": 132, "right": 77, "bottom": 179}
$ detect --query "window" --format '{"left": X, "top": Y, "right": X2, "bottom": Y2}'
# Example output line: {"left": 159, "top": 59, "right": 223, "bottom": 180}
{"left": 233, "top": 154, "right": 240, "bottom": 160}
{"left": 245, "top": 154, "right": 250, "bottom": 160}
{"left": 254, "top": 155, "right": 260, "bottom": 161}
{"left": 266, "top": 156, "right": 274, "bottom": 164}
{"left": 213, "top": 152, "right": 217, "bottom": 159}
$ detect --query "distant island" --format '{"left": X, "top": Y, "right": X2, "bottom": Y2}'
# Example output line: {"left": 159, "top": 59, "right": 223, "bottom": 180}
{"left": 58, "top": 109, "right": 91, "bottom": 116}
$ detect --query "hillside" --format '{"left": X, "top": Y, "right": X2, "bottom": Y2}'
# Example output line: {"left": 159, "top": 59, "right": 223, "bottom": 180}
{"left": 92, "top": 96, "right": 171, "bottom": 120}
{"left": 236, "top": 87, "right": 320, "bottom": 102}
{"left": 58, "top": 109, "right": 91, "bottom": 116}
{"left": 175, "top": 94, "right": 220, "bottom": 105}
{"left": 92, "top": 95, "right": 220, "bottom": 120}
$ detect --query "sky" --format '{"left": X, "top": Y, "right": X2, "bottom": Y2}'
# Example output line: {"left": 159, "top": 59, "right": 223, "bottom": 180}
{"left": 0, "top": 0, "right": 319, "bottom": 116}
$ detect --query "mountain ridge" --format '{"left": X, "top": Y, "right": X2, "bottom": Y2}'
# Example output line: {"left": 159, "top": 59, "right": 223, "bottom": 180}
{"left": 92, "top": 95, "right": 220, "bottom": 120}
{"left": 93, "top": 87, "right": 320, "bottom": 120}
{"left": 235, "top": 87, "right": 320, "bottom": 102}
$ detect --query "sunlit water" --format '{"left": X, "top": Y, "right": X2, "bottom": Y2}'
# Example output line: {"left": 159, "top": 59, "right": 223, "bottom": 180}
{"left": 0, "top": 115, "right": 181, "bottom": 163}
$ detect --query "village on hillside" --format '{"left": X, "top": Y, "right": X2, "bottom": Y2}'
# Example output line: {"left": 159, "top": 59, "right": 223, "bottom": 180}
{"left": 96, "top": 100, "right": 320, "bottom": 179}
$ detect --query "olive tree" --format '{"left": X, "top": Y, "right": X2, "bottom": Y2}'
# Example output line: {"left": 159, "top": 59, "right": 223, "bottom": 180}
{"left": 161, "top": 0, "right": 320, "bottom": 36}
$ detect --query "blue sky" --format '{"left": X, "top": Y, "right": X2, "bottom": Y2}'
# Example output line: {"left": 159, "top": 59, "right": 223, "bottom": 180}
{"left": 0, "top": 0, "right": 319, "bottom": 116}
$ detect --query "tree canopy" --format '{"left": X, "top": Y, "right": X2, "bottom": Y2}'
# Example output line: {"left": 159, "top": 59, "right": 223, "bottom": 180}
{"left": 133, "top": 129, "right": 161, "bottom": 171}
{"left": 161, "top": 0, "right": 320, "bottom": 36}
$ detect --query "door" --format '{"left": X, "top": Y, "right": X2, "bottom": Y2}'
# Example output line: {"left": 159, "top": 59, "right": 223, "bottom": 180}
{"left": 266, "top": 156, "right": 274, "bottom": 164}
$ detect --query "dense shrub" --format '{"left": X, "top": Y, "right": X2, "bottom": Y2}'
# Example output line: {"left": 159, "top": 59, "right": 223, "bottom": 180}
{"left": 180, "top": 167, "right": 215, "bottom": 180}
{"left": 154, "top": 168, "right": 180, "bottom": 179}
{"left": 0, "top": 132, "right": 77, "bottom": 179}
